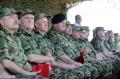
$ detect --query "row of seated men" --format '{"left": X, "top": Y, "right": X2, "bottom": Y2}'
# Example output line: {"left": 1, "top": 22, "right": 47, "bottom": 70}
{"left": 0, "top": 7, "right": 120, "bottom": 79}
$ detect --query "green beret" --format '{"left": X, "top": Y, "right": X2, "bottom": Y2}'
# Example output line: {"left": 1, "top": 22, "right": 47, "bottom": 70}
{"left": 0, "top": 7, "right": 21, "bottom": 19}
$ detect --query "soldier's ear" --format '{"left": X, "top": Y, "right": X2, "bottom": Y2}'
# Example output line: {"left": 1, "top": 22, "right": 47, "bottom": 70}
{"left": 35, "top": 21, "right": 38, "bottom": 27}
{"left": 0, "top": 19, "right": 3, "bottom": 26}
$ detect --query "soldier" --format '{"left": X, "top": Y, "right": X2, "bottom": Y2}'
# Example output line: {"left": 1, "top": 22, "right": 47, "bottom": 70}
{"left": 18, "top": 9, "right": 56, "bottom": 79}
{"left": 47, "top": 13, "right": 88, "bottom": 79}
{"left": 34, "top": 13, "right": 82, "bottom": 79}
{"left": 79, "top": 26, "right": 114, "bottom": 78}
{"left": 114, "top": 33, "right": 120, "bottom": 52}
{"left": 0, "top": 7, "right": 38, "bottom": 76}
{"left": 90, "top": 27, "right": 120, "bottom": 78}
{"left": 70, "top": 26, "right": 101, "bottom": 79}
{"left": 91, "top": 27, "right": 113, "bottom": 58}
{"left": 104, "top": 32, "right": 112, "bottom": 52}
{"left": 107, "top": 30, "right": 116, "bottom": 52}
{"left": 48, "top": 13, "right": 100, "bottom": 79}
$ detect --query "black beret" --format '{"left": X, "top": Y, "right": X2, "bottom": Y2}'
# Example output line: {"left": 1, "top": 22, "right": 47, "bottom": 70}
{"left": 51, "top": 14, "right": 66, "bottom": 24}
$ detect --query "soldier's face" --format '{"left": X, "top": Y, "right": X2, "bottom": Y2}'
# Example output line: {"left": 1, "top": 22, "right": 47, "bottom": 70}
{"left": 0, "top": 14, "right": 19, "bottom": 30}
{"left": 64, "top": 25, "right": 72, "bottom": 35}
{"left": 109, "top": 33, "right": 114, "bottom": 39}
{"left": 54, "top": 20, "right": 66, "bottom": 32}
{"left": 20, "top": 14, "right": 34, "bottom": 29}
{"left": 85, "top": 31, "right": 90, "bottom": 39}
{"left": 97, "top": 31, "right": 105, "bottom": 40}
{"left": 35, "top": 17, "right": 48, "bottom": 33}
{"left": 114, "top": 35, "right": 119, "bottom": 41}
{"left": 105, "top": 33, "right": 109, "bottom": 40}
{"left": 71, "top": 31, "right": 80, "bottom": 39}
{"left": 80, "top": 32, "right": 88, "bottom": 39}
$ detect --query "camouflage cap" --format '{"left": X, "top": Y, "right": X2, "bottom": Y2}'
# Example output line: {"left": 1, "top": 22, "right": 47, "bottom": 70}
{"left": 0, "top": 7, "right": 21, "bottom": 19}
{"left": 79, "top": 26, "right": 90, "bottom": 32}
{"left": 20, "top": 9, "right": 34, "bottom": 16}
{"left": 35, "top": 13, "right": 51, "bottom": 21}
{"left": 95, "top": 27, "right": 105, "bottom": 32}
{"left": 72, "top": 25, "right": 81, "bottom": 31}
{"left": 107, "top": 30, "right": 113, "bottom": 34}
{"left": 66, "top": 21, "right": 71, "bottom": 25}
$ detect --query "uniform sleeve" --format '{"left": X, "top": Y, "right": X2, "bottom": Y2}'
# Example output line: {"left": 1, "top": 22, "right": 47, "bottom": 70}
{"left": 0, "top": 33, "right": 10, "bottom": 60}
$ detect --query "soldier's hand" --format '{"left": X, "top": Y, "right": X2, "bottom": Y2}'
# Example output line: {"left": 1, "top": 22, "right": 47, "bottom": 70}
{"left": 49, "top": 57, "right": 55, "bottom": 63}
{"left": 83, "top": 63, "right": 91, "bottom": 66}
{"left": 74, "top": 62, "right": 83, "bottom": 67}
{"left": 67, "top": 64, "right": 76, "bottom": 69}
{"left": 27, "top": 70, "right": 41, "bottom": 75}
{"left": 84, "top": 48, "right": 91, "bottom": 54}
{"left": 24, "top": 62, "right": 32, "bottom": 72}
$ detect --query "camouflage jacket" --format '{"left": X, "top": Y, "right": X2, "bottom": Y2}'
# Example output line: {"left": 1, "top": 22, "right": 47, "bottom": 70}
{"left": 0, "top": 29, "right": 27, "bottom": 68}
{"left": 90, "top": 36, "right": 108, "bottom": 53}
{"left": 33, "top": 31, "right": 54, "bottom": 56}
{"left": 17, "top": 29, "right": 41, "bottom": 55}
{"left": 47, "top": 29, "right": 79, "bottom": 60}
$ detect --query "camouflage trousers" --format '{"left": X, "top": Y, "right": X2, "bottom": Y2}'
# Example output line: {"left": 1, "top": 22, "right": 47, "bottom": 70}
{"left": 86, "top": 55, "right": 113, "bottom": 78}
{"left": 50, "top": 64, "right": 98, "bottom": 79}
{"left": 50, "top": 67, "right": 84, "bottom": 79}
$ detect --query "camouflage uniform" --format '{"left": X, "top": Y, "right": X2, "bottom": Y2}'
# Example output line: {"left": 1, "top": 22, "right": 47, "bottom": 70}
{"left": 79, "top": 38, "right": 112, "bottom": 78}
{"left": 114, "top": 33, "right": 120, "bottom": 53}
{"left": 73, "top": 26, "right": 110, "bottom": 78}
{"left": 17, "top": 29, "right": 48, "bottom": 79}
{"left": 64, "top": 30, "right": 99, "bottom": 79}
{"left": 90, "top": 27, "right": 120, "bottom": 78}
{"left": 18, "top": 29, "right": 41, "bottom": 56}
{"left": 107, "top": 30, "right": 116, "bottom": 51}
{"left": 48, "top": 29, "right": 84, "bottom": 79}
{"left": 0, "top": 28, "right": 27, "bottom": 68}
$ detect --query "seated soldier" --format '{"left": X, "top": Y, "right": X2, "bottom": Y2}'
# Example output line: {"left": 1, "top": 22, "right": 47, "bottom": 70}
{"left": 107, "top": 30, "right": 116, "bottom": 51}
{"left": 91, "top": 27, "right": 115, "bottom": 58}
{"left": 18, "top": 9, "right": 54, "bottom": 64}
{"left": 0, "top": 7, "right": 37, "bottom": 76}
{"left": 114, "top": 33, "right": 120, "bottom": 52}
{"left": 34, "top": 13, "right": 76, "bottom": 69}
{"left": 91, "top": 27, "right": 120, "bottom": 77}
{"left": 78, "top": 26, "right": 113, "bottom": 78}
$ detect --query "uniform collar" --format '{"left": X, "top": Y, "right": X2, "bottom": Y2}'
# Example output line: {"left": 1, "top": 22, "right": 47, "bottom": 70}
{"left": 18, "top": 27, "right": 33, "bottom": 36}
{"left": 0, "top": 27, "right": 17, "bottom": 36}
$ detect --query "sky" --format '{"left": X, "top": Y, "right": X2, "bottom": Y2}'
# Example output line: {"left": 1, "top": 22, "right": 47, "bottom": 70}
{"left": 67, "top": 0, "right": 120, "bottom": 40}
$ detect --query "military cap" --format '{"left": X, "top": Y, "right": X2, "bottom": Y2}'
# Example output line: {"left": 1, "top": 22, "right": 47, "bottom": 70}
{"left": 35, "top": 13, "right": 51, "bottom": 21}
{"left": 66, "top": 21, "right": 71, "bottom": 25}
{"left": 0, "top": 7, "right": 21, "bottom": 19}
{"left": 20, "top": 9, "right": 34, "bottom": 16}
{"left": 107, "top": 30, "right": 113, "bottom": 34}
{"left": 51, "top": 13, "right": 66, "bottom": 24}
{"left": 71, "top": 25, "right": 81, "bottom": 31}
{"left": 79, "top": 26, "right": 90, "bottom": 32}
{"left": 95, "top": 27, "right": 105, "bottom": 32}
{"left": 114, "top": 33, "right": 119, "bottom": 36}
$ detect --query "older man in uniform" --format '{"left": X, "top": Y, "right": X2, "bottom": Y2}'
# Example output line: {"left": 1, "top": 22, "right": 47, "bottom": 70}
{"left": 0, "top": 7, "right": 40, "bottom": 78}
